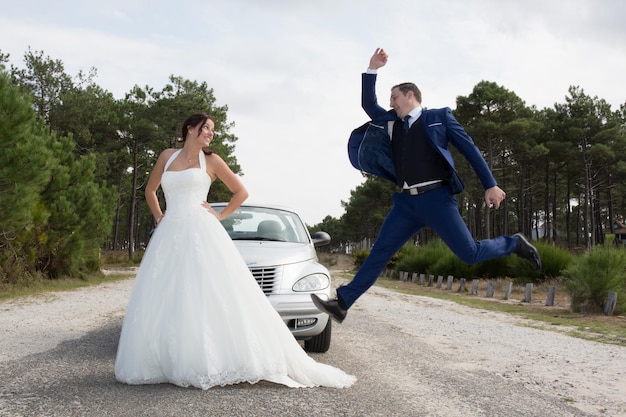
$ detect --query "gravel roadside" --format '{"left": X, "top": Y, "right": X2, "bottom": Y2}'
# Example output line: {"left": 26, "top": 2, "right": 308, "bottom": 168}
{"left": 0, "top": 275, "right": 134, "bottom": 363}
{"left": 1, "top": 269, "right": 625, "bottom": 416}
{"left": 349, "top": 279, "right": 626, "bottom": 416}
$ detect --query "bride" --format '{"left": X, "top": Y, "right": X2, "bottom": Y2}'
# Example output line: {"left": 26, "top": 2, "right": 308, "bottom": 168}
{"left": 114, "top": 113, "right": 355, "bottom": 389}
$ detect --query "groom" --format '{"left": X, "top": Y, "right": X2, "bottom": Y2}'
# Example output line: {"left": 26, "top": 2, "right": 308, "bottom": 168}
{"left": 312, "top": 48, "right": 540, "bottom": 323}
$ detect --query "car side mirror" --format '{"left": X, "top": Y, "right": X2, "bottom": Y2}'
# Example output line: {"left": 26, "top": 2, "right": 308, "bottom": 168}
{"left": 311, "top": 231, "right": 331, "bottom": 247}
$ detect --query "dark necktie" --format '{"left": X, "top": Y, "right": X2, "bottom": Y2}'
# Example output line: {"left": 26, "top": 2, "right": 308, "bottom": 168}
{"left": 402, "top": 115, "right": 411, "bottom": 133}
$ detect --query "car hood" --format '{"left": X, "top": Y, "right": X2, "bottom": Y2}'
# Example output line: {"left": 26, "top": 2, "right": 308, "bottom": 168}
{"left": 232, "top": 241, "right": 317, "bottom": 267}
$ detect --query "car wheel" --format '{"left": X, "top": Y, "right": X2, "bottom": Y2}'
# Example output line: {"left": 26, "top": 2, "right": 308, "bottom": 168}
{"left": 303, "top": 318, "right": 332, "bottom": 353}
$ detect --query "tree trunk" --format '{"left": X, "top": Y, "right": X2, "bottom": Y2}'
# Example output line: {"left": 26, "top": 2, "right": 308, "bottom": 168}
{"left": 127, "top": 141, "right": 138, "bottom": 260}
{"left": 537, "top": 157, "right": 552, "bottom": 241}
{"left": 113, "top": 173, "right": 123, "bottom": 250}
{"left": 551, "top": 171, "right": 558, "bottom": 244}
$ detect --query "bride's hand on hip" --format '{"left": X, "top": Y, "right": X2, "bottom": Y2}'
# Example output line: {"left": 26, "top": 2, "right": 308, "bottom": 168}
{"left": 201, "top": 201, "right": 223, "bottom": 221}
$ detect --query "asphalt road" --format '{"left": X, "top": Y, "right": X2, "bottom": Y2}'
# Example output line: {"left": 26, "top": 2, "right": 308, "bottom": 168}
{"left": 0, "top": 277, "right": 621, "bottom": 417}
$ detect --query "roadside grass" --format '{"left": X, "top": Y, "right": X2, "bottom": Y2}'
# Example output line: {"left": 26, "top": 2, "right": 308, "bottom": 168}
{"left": 0, "top": 272, "right": 133, "bottom": 302}
{"left": 332, "top": 270, "right": 626, "bottom": 347}
{"left": 0, "top": 251, "right": 138, "bottom": 301}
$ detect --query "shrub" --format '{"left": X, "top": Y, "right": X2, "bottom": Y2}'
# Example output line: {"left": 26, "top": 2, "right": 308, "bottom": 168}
{"left": 395, "top": 241, "right": 450, "bottom": 275}
{"left": 394, "top": 243, "right": 420, "bottom": 273}
{"left": 355, "top": 238, "right": 577, "bottom": 286}
{"left": 387, "top": 250, "right": 402, "bottom": 270}
{"left": 534, "top": 241, "right": 572, "bottom": 279}
{"left": 473, "top": 257, "right": 510, "bottom": 279}
{"left": 394, "top": 240, "right": 473, "bottom": 279}
{"left": 469, "top": 239, "right": 573, "bottom": 284}
{"left": 563, "top": 247, "right": 626, "bottom": 314}
{"left": 350, "top": 246, "right": 403, "bottom": 271}
{"left": 352, "top": 249, "right": 370, "bottom": 269}
{"left": 428, "top": 250, "right": 474, "bottom": 279}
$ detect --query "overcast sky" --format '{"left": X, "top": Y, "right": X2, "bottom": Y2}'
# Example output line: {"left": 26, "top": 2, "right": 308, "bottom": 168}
{"left": 2, "top": 0, "right": 625, "bottom": 225}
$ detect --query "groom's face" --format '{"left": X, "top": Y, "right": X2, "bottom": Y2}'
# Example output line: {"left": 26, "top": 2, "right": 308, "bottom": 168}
{"left": 390, "top": 87, "right": 414, "bottom": 118}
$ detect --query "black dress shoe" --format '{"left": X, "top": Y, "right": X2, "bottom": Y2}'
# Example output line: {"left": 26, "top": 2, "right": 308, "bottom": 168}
{"left": 311, "top": 294, "right": 347, "bottom": 323}
{"left": 513, "top": 233, "right": 541, "bottom": 270}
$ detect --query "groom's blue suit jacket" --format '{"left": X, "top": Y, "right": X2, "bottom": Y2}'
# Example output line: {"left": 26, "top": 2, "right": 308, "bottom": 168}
{"left": 347, "top": 73, "right": 497, "bottom": 194}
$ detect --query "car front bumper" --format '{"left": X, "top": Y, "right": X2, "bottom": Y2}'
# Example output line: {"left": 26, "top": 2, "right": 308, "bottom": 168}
{"left": 266, "top": 293, "right": 330, "bottom": 339}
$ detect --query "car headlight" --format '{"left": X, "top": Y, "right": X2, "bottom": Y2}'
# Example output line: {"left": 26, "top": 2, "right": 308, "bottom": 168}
{"left": 292, "top": 273, "right": 330, "bottom": 292}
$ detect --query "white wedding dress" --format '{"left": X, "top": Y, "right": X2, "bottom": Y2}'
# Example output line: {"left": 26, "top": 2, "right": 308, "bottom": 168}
{"left": 114, "top": 150, "right": 355, "bottom": 389}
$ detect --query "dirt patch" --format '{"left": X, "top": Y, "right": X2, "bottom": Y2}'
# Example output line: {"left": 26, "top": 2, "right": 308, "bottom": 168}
{"left": 317, "top": 253, "right": 354, "bottom": 271}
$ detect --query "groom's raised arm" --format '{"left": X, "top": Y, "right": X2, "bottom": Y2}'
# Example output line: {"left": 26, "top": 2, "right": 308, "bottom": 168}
{"left": 361, "top": 48, "right": 392, "bottom": 120}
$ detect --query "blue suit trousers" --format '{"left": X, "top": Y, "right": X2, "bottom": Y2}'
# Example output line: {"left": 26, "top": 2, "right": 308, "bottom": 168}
{"left": 336, "top": 187, "right": 518, "bottom": 309}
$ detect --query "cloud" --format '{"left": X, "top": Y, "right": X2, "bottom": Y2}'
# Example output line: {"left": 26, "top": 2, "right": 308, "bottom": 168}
{"left": 1, "top": 0, "right": 625, "bottom": 225}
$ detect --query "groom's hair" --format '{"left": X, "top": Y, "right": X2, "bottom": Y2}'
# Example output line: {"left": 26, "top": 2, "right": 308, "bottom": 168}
{"left": 392, "top": 82, "right": 422, "bottom": 103}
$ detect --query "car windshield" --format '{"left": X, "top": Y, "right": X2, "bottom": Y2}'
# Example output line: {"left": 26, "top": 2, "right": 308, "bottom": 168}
{"left": 216, "top": 206, "right": 309, "bottom": 243}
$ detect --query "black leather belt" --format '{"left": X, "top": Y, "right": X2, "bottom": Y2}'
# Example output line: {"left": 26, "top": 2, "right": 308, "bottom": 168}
{"left": 402, "top": 181, "right": 447, "bottom": 195}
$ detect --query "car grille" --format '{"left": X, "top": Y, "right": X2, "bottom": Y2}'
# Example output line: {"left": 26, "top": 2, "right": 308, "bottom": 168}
{"left": 249, "top": 267, "right": 277, "bottom": 294}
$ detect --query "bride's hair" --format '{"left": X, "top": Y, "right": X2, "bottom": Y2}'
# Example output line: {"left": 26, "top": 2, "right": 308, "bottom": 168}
{"left": 180, "top": 113, "right": 214, "bottom": 155}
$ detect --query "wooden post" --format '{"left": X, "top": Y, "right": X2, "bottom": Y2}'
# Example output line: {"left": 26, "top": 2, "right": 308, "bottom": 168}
{"left": 446, "top": 275, "right": 454, "bottom": 290}
{"left": 486, "top": 282, "right": 495, "bottom": 298}
{"left": 471, "top": 279, "right": 479, "bottom": 295}
{"left": 428, "top": 275, "right": 434, "bottom": 286}
{"left": 419, "top": 273, "right": 425, "bottom": 285}
{"left": 411, "top": 272, "right": 417, "bottom": 283}
{"left": 436, "top": 275, "right": 444, "bottom": 288}
{"left": 523, "top": 283, "right": 533, "bottom": 303}
{"left": 604, "top": 292, "right": 618, "bottom": 316}
{"left": 546, "top": 286, "right": 556, "bottom": 306}
{"left": 504, "top": 282, "right": 513, "bottom": 300}
{"left": 457, "top": 278, "right": 466, "bottom": 293}
{"left": 400, "top": 271, "right": 406, "bottom": 281}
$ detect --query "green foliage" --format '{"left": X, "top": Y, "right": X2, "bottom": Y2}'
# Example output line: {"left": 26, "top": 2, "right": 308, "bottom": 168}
{"left": 471, "top": 257, "right": 509, "bottom": 279}
{"left": 340, "top": 176, "right": 395, "bottom": 242}
{"left": 308, "top": 215, "right": 344, "bottom": 252}
{"left": 6, "top": 49, "right": 246, "bottom": 260}
{"left": 563, "top": 247, "right": 626, "bottom": 314}
{"left": 394, "top": 241, "right": 457, "bottom": 276}
{"left": 428, "top": 250, "right": 474, "bottom": 279}
{"left": 507, "top": 252, "right": 541, "bottom": 282}
{"left": 389, "top": 239, "right": 574, "bottom": 283}
{"left": 351, "top": 248, "right": 400, "bottom": 271}
{"left": 9, "top": 47, "right": 73, "bottom": 124}
{"left": 501, "top": 240, "right": 572, "bottom": 283}
{"left": 352, "top": 249, "right": 370, "bottom": 269}
{"left": 534, "top": 241, "right": 572, "bottom": 279}
{"left": 25, "top": 133, "right": 116, "bottom": 278}
{"left": 0, "top": 70, "right": 116, "bottom": 283}
{"left": 387, "top": 250, "right": 402, "bottom": 271}
{"left": 0, "top": 73, "right": 51, "bottom": 236}
{"left": 0, "top": 72, "right": 52, "bottom": 284}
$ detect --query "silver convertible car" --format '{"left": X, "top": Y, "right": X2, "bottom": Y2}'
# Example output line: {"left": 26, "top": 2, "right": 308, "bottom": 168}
{"left": 211, "top": 202, "right": 333, "bottom": 353}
